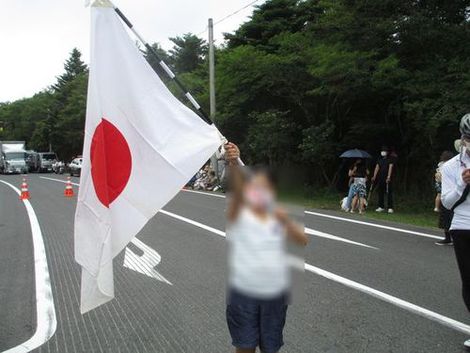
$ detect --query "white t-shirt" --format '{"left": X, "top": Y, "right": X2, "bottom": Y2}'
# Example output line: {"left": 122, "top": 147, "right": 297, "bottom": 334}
{"left": 441, "top": 154, "right": 470, "bottom": 230}
{"left": 226, "top": 207, "right": 289, "bottom": 298}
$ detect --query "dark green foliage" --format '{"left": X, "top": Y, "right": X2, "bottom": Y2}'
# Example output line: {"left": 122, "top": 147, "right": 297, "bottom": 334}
{"left": 217, "top": 0, "right": 470, "bottom": 192}
{"left": 168, "top": 34, "right": 207, "bottom": 74}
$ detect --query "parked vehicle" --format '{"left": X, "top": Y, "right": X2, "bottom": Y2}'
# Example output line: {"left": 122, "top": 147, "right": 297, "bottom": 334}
{"left": 69, "top": 157, "right": 83, "bottom": 177}
{"left": 25, "top": 150, "right": 39, "bottom": 172}
{"left": 0, "top": 141, "right": 28, "bottom": 174}
{"left": 52, "top": 161, "right": 65, "bottom": 174}
{"left": 37, "top": 152, "right": 58, "bottom": 172}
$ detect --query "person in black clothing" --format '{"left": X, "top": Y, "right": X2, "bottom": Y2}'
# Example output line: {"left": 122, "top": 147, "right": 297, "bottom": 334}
{"left": 372, "top": 147, "right": 394, "bottom": 213}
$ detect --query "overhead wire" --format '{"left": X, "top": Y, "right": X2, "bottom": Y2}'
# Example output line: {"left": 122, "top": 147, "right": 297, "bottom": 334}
{"left": 196, "top": 0, "right": 263, "bottom": 36}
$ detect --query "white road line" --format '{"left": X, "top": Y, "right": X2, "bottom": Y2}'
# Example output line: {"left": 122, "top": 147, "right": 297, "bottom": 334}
{"left": 159, "top": 209, "right": 470, "bottom": 336}
{"left": 159, "top": 210, "right": 226, "bottom": 237}
{"left": 305, "top": 228, "right": 378, "bottom": 250}
{"left": 305, "top": 211, "right": 443, "bottom": 240}
{"left": 181, "top": 188, "right": 226, "bottom": 198}
{"left": 40, "top": 176, "right": 79, "bottom": 186}
{"left": 305, "top": 264, "right": 470, "bottom": 335}
{"left": 0, "top": 180, "right": 57, "bottom": 353}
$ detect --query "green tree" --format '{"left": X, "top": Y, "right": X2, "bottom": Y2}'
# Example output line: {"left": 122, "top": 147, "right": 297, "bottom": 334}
{"left": 169, "top": 34, "right": 207, "bottom": 73}
{"left": 52, "top": 48, "right": 87, "bottom": 93}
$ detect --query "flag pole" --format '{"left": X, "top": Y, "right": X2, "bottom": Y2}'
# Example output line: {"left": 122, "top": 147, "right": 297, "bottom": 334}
{"left": 110, "top": 2, "right": 245, "bottom": 166}
{"left": 112, "top": 5, "right": 212, "bottom": 125}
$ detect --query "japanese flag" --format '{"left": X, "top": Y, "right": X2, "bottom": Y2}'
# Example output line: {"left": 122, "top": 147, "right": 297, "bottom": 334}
{"left": 75, "top": 0, "right": 222, "bottom": 313}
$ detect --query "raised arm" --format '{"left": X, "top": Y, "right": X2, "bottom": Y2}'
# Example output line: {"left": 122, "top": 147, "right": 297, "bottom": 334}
{"left": 225, "top": 143, "right": 244, "bottom": 222}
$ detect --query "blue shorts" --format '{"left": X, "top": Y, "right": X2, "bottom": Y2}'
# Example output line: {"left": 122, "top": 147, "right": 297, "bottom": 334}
{"left": 226, "top": 289, "right": 288, "bottom": 353}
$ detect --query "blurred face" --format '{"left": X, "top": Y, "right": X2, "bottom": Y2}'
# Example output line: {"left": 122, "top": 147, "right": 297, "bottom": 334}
{"left": 462, "top": 136, "right": 470, "bottom": 156}
{"left": 381, "top": 151, "right": 387, "bottom": 157}
{"left": 243, "top": 173, "right": 275, "bottom": 213}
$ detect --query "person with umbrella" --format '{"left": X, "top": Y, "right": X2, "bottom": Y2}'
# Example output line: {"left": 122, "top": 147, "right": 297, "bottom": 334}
{"left": 339, "top": 149, "right": 371, "bottom": 212}
{"left": 349, "top": 159, "right": 369, "bottom": 214}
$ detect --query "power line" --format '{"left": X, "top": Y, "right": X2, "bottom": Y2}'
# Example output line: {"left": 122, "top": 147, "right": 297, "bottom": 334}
{"left": 197, "top": 0, "right": 263, "bottom": 36}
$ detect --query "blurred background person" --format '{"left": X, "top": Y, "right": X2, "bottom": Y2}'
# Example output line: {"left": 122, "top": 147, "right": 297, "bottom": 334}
{"left": 224, "top": 142, "right": 307, "bottom": 353}
{"left": 435, "top": 151, "right": 456, "bottom": 246}
{"left": 372, "top": 147, "right": 394, "bottom": 213}
{"left": 434, "top": 151, "right": 454, "bottom": 212}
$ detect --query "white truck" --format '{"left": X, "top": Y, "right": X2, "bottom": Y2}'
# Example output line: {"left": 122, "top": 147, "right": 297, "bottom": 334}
{"left": 0, "top": 141, "right": 28, "bottom": 174}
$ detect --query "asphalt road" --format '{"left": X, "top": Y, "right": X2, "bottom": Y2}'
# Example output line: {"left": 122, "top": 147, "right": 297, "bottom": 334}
{"left": 0, "top": 173, "right": 469, "bottom": 353}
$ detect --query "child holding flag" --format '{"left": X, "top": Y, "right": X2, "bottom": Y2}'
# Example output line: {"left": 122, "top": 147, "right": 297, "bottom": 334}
{"left": 224, "top": 143, "right": 307, "bottom": 353}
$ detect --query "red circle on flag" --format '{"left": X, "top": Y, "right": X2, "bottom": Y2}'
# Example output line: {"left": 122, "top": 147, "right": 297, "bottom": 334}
{"left": 90, "top": 118, "right": 132, "bottom": 208}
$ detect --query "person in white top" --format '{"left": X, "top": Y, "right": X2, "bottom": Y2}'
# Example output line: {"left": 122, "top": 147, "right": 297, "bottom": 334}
{"left": 441, "top": 113, "right": 470, "bottom": 350}
{"left": 224, "top": 142, "right": 307, "bottom": 353}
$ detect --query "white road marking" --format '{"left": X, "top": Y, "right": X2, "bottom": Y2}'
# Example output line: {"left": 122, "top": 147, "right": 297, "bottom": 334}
{"left": 181, "top": 188, "right": 226, "bottom": 198}
{"left": 159, "top": 210, "right": 226, "bottom": 237}
{"left": 0, "top": 180, "right": 57, "bottom": 353}
{"left": 40, "top": 176, "right": 79, "bottom": 186}
{"left": 305, "top": 211, "right": 443, "bottom": 240}
{"left": 159, "top": 209, "right": 470, "bottom": 336}
{"left": 124, "top": 238, "right": 172, "bottom": 285}
{"left": 304, "top": 264, "right": 470, "bottom": 335}
{"left": 305, "top": 228, "right": 378, "bottom": 250}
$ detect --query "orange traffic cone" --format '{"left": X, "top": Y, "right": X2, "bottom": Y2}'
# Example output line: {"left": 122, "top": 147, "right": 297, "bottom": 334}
{"left": 64, "top": 177, "right": 74, "bottom": 198}
{"left": 19, "top": 178, "right": 30, "bottom": 200}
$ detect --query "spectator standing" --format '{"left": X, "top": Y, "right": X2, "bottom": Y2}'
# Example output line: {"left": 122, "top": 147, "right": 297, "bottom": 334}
{"left": 435, "top": 151, "right": 456, "bottom": 246}
{"left": 441, "top": 114, "right": 470, "bottom": 349}
{"left": 372, "top": 147, "right": 394, "bottom": 213}
{"left": 344, "top": 161, "right": 358, "bottom": 212}
{"left": 350, "top": 159, "right": 369, "bottom": 214}
{"left": 434, "top": 151, "right": 455, "bottom": 212}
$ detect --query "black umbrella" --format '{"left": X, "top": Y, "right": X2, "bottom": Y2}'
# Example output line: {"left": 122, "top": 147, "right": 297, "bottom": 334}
{"left": 339, "top": 149, "right": 372, "bottom": 159}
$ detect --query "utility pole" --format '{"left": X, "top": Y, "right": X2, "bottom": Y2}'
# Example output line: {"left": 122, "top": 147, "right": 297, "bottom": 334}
{"left": 208, "top": 18, "right": 219, "bottom": 181}
{"left": 47, "top": 108, "right": 52, "bottom": 152}
{"left": 208, "top": 18, "right": 216, "bottom": 120}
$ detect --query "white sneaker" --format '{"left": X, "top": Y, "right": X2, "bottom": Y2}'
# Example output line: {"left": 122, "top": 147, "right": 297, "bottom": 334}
{"left": 375, "top": 207, "right": 385, "bottom": 212}
{"left": 388, "top": 208, "right": 394, "bottom": 214}
{"left": 464, "top": 338, "right": 470, "bottom": 348}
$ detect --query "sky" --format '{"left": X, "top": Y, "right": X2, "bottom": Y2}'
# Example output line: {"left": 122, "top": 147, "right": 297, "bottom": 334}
{"left": 0, "top": 0, "right": 264, "bottom": 103}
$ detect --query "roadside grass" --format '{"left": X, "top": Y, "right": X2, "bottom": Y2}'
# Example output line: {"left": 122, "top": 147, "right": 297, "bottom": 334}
{"left": 279, "top": 188, "right": 440, "bottom": 230}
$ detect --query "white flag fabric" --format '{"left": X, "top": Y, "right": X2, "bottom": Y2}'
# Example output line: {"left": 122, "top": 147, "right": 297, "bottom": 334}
{"left": 75, "top": 2, "right": 222, "bottom": 313}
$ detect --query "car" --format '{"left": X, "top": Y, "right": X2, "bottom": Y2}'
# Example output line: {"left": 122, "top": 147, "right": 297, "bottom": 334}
{"left": 69, "top": 157, "right": 83, "bottom": 177}
{"left": 38, "top": 152, "right": 58, "bottom": 173}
